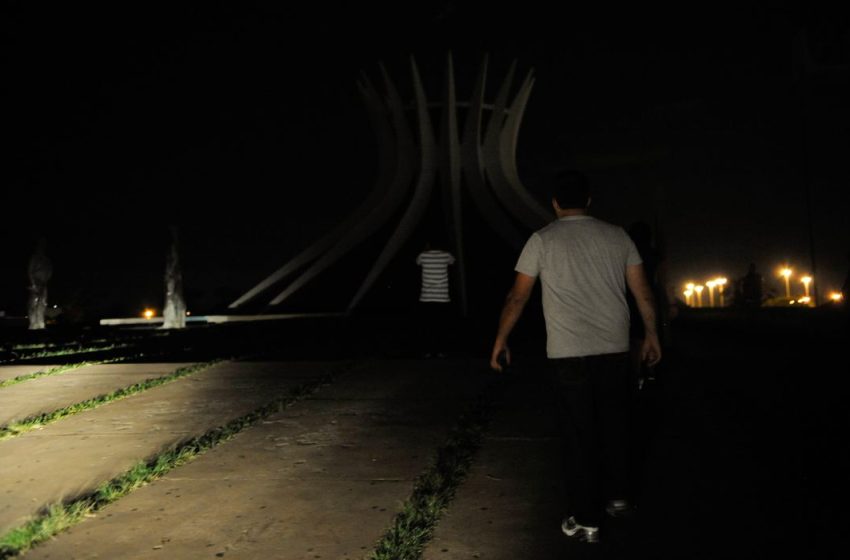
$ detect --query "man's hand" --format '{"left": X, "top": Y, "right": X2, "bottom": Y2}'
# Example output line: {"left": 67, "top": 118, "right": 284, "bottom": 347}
{"left": 490, "top": 340, "right": 511, "bottom": 372}
{"left": 641, "top": 333, "right": 662, "bottom": 367}
{"left": 489, "top": 273, "right": 536, "bottom": 373}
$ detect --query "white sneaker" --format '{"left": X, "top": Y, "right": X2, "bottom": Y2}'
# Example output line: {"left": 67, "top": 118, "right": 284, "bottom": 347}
{"left": 561, "top": 516, "right": 600, "bottom": 544}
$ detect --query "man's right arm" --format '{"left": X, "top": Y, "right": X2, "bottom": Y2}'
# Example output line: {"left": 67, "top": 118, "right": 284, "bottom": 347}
{"left": 490, "top": 272, "right": 536, "bottom": 371}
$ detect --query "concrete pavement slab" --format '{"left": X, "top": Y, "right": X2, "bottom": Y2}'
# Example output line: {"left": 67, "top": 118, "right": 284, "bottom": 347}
{"left": 24, "top": 359, "right": 493, "bottom": 559}
{"left": 0, "top": 361, "right": 338, "bottom": 534}
{"left": 0, "top": 365, "right": 61, "bottom": 384}
{"left": 0, "top": 363, "right": 194, "bottom": 426}
{"left": 423, "top": 372, "right": 570, "bottom": 560}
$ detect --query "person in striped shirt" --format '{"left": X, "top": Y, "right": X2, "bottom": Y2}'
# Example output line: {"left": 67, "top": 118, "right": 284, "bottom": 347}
{"left": 416, "top": 241, "right": 456, "bottom": 357}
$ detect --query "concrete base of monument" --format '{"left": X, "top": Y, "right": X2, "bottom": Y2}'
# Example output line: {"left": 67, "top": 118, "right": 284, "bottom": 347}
{"left": 99, "top": 312, "right": 345, "bottom": 326}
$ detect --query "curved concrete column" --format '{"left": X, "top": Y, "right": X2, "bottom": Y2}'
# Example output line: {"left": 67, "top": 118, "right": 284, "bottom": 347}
{"left": 439, "top": 53, "right": 468, "bottom": 316}
{"left": 269, "top": 69, "right": 417, "bottom": 306}
{"left": 482, "top": 62, "right": 550, "bottom": 230}
{"left": 461, "top": 55, "right": 526, "bottom": 250}
{"left": 229, "top": 75, "right": 399, "bottom": 309}
{"left": 346, "top": 57, "right": 437, "bottom": 313}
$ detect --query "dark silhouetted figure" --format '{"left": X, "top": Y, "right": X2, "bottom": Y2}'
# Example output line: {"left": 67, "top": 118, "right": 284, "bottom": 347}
{"left": 27, "top": 238, "right": 52, "bottom": 330}
{"left": 740, "top": 263, "right": 763, "bottom": 308}
{"left": 416, "top": 240, "right": 455, "bottom": 357}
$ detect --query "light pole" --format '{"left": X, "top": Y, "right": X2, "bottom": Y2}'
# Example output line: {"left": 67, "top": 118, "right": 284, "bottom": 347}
{"left": 684, "top": 289, "right": 694, "bottom": 307}
{"left": 694, "top": 285, "right": 704, "bottom": 308}
{"left": 801, "top": 275, "right": 812, "bottom": 298}
{"left": 706, "top": 280, "right": 717, "bottom": 307}
{"left": 716, "top": 277, "right": 728, "bottom": 307}
{"left": 780, "top": 268, "right": 793, "bottom": 298}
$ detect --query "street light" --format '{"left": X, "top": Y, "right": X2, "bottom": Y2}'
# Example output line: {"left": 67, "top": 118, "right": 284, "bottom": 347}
{"left": 780, "top": 267, "right": 793, "bottom": 298}
{"left": 684, "top": 283, "right": 696, "bottom": 307}
{"left": 694, "top": 285, "right": 705, "bottom": 308}
{"left": 716, "top": 277, "right": 728, "bottom": 307}
{"left": 801, "top": 275, "right": 812, "bottom": 298}
{"left": 143, "top": 309, "right": 155, "bottom": 320}
{"left": 706, "top": 280, "right": 717, "bottom": 307}
{"left": 830, "top": 292, "right": 844, "bottom": 303}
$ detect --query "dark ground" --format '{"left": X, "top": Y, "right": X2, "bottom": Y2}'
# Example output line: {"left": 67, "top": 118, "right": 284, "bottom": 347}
{"left": 2, "top": 305, "right": 848, "bottom": 558}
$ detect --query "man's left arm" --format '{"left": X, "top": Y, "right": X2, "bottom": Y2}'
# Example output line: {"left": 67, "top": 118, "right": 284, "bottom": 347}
{"left": 625, "top": 263, "right": 662, "bottom": 367}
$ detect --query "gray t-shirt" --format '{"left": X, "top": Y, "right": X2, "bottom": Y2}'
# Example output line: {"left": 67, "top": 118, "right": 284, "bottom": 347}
{"left": 515, "top": 215, "right": 642, "bottom": 358}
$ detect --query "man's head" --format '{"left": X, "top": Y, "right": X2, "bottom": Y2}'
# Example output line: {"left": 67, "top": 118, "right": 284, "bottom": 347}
{"left": 552, "top": 170, "right": 590, "bottom": 213}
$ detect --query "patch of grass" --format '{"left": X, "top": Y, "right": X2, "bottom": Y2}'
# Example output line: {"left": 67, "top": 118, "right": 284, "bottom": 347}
{"left": 0, "top": 362, "right": 352, "bottom": 559}
{"left": 0, "top": 342, "right": 139, "bottom": 364}
{"left": 369, "top": 395, "right": 492, "bottom": 560}
{"left": 0, "top": 359, "right": 221, "bottom": 441}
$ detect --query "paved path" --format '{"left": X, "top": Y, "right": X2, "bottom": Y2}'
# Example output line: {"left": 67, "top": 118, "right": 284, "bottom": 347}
{"left": 0, "top": 365, "right": 60, "bottom": 384}
{"left": 0, "top": 363, "right": 193, "bottom": 426}
{"left": 3, "top": 314, "right": 845, "bottom": 559}
{"left": 423, "top": 366, "right": 568, "bottom": 560}
{"left": 26, "top": 359, "right": 491, "bottom": 560}
{"left": 0, "top": 361, "right": 334, "bottom": 534}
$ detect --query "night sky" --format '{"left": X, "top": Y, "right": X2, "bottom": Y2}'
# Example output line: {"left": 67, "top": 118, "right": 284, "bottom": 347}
{"left": 3, "top": 4, "right": 849, "bottom": 320}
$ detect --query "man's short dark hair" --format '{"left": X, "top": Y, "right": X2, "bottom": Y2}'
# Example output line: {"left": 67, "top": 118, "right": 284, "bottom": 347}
{"left": 552, "top": 170, "right": 590, "bottom": 209}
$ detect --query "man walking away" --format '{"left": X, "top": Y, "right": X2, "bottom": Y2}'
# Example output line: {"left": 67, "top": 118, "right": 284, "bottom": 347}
{"left": 489, "top": 170, "right": 662, "bottom": 544}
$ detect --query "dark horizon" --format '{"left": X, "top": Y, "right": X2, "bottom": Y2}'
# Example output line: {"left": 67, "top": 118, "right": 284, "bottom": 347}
{"left": 3, "top": 5, "right": 849, "bottom": 319}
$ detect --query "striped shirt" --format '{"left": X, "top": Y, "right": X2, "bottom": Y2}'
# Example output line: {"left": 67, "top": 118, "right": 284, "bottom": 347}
{"left": 417, "top": 250, "right": 455, "bottom": 303}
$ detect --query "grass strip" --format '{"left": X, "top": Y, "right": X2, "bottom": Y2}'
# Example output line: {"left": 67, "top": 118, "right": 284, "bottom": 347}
{"left": 0, "top": 359, "right": 219, "bottom": 441}
{"left": 0, "top": 355, "right": 143, "bottom": 391}
{"left": 369, "top": 393, "right": 493, "bottom": 560}
{"left": 0, "top": 362, "right": 350, "bottom": 558}
{"left": 0, "top": 342, "right": 139, "bottom": 364}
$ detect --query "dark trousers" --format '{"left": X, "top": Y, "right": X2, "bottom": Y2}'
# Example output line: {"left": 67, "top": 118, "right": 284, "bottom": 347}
{"left": 551, "top": 352, "right": 632, "bottom": 526}
{"left": 418, "top": 301, "right": 453, "bottom": 355}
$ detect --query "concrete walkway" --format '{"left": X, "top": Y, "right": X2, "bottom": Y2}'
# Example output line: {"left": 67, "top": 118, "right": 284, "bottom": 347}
{"left": 0, "top": 363, "right": 193, "bottom": 426}
{"left": 0, "top": 361, "right": 335, "bottom": 534}
{"left": 4, "top": 312, "right": 844, "bottom": 559}
{"left": 25, "top": 359, "right": 491, "bottom": 560}
{"left": 0, "top": 365, "right": 60, "bottom": 384}
{"left": 423, "top": 366, "right": 569, "bottom": 559}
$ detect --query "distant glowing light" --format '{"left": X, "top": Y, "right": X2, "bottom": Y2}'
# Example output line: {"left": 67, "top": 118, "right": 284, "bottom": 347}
{"left": 706, "top": 280, "right": 717, "bottom": 307}
{"left": 779, "top": 267, "right": 793, "bottom": 298}
{"left": 143, "top": 309, "right": 155, "bottom": 320}
{"left": 715, "top": 277, "right": 728, "bottom": 306}
{"left": 800, "top": 275, "right": 813, "bottom": 298}
{"left": 830, "top": 292, "right": 844, "bottom": 302}
{"left": 694, "top": 285, "right": 705, "bottom": 307}
{"left": 186, "top": 311, "right": 191, "bottom": 316}
{"left": 799, "top": 296, "right": 812, "bottom": 305}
